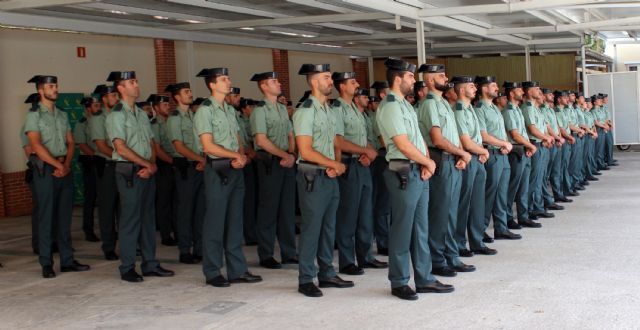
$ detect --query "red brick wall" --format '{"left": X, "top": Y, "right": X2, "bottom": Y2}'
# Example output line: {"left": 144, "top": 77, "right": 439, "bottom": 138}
{"left": 352, "top": 58, "right": 370, "bottom": 88}
{"left": 1, "top": 171, "right": 32, "bottom": 217}
{"left": 154, "top": 39, "right": 176, "bottom": 98}
{"left": 272, "top": 49, "right": 290, "bottom": 98}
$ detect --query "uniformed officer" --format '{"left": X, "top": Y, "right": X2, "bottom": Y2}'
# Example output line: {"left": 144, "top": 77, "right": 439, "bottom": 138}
{"left": 582, "top": 97, "right": 600, "bottom": 181}
{"left": 539, "top": 88, "right": 566, "bottom": 211}
{"left": 377, "top": 58, "right": 453, "bottom": 300}
{"left": 105, "top": 71, "right": 174, "bottom": 282}
{"left": 24, "top": 75, "right": 90, "bottom": 278}
{"left": 193, "top": 68, "right": 262, "bottom": 287}
{"left": 575, "top": 93, "right": 592, "bottom": 188}
{"left": 494, "top": 91, "right": 507, "bottom": 111}
{"left": 22, "top": 93, "right": 42, "bottom": 255}
{"left": 593, "top": 94, "right": 609, "bottom": 171}
{"left": 474, "top": 77, "right": 521, "bottom": 243}
{"left": 73, "top": 96, "right": 101, "bottom": 242}
{"left": 249, "top": 71, "right": 298, "bottom": 269}
{"left": 331, "top": 72, "right": 387, "bottom": 275}
{"left": 416, "top": 64, "right": 475, "bottom": 277}
{"left": 443, "top": 82, "right": 457, "bottom": 108}
{"left": 293, "top": 63, "right": 352, "bottom": 297}
{"left": 554, "top": 91, "right": 580, "bottom": 200}
{"left": 370, "top": 81, "right": 389, "bottom": 101}
{"left": 165, "top": 82, "right": 205, "bottom": 264}
{"left": 602, "top": 94, "right": 618, "bottom": 167}
{"left": 502, "top": 81, "right": 541, "bottom": 229}
{"left": 413, "top": 81, "right": 428, "bottom": 109}
{"left": 566, "top": 91, "right": 588, "bottom": 191}
{"left": 89, "top": 84, "right": 120, "bottom": 260}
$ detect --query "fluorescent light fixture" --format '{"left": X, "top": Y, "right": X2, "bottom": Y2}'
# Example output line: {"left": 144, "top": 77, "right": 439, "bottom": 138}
{"left": 300, "top": 34, "right": 316, "bottom": 38}
{"left": 181, "top": 19, "right": 205, "bottom": 24}
{"left": 270, "top": 30, "right": 299, "bottom": 36}
{"left": 240, "top": 27, "right": 255, "bottom": 30}
{"left": 108, "top": 10, "right": 128, "bottom": 15}
{"left": 153, "top": 15, "right": 169, "bottom": 20}
{"left": 301, "top": 42, "right": 342, "bottom": 48}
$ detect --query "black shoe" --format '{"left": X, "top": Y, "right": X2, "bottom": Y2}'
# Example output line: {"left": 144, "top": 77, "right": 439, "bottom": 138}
{"left": 104, "top": 251, "right": 119, "bottom": 261}
{"left": 416, "top": 281, "right": 455, "bottom": 294}
{"left": 581, "top": 180, "right": 590, "bottom": 186}
{"left": 85, "top": 232, "right": 100, "bottom": 242}
{"left": 555, "top": 196, "right": 573, "bottom": 203}
{"left": 459, "top": 249, "right": 474, "bottom": 257}
{"left": 545, "top": 203, "right": 564, "bottom": 211}
{"left": 532, "top": 211, "right": 555, "bottom": 218}
{"left": 586, "top": 176, "right": 599, "bottom": 181}
{"left": 519, "top": 219, "right": 542, "bottom": 228}
{"left": 339, "top": 264, "right": 364, "bottom": 276}
{"left": 52, "top": 243, "right": 59, "bottom": 253}
{"left": 377, "top": 248, "right": 388, "bottom": 256}
{"left": 507, "top": 220, "right": 522, "bottom": 230}
{"left": 142, "top": 266, "right": 175, "bottom": 277}
{"left": 609, "top": 162, "right": 619, "bottom": 166}
{"left": 319, "top": 275, "right": 354, "bottom": 288}
{"left": 298, "top": 282, "right": 323, "bottom": 297}
{"left": 42, "top": 266, "right": 56, "bottom": 278}
{"left": 601, "top": 166, "right": 610, "bottom": 171}
{"left": 594, "top": 171, "right": 602, "bottom": 176}
{"left": 452, "top": 263, "right": 476, "bottom": 273}
{"left": 392, "top": 285, "right": 418, "bottom": 300}
{"left": 471, "top": 246, "right": 497, "bottom": 255}
{"left": 494, "top": 230, "right": 522, "bottom": 240}
{"left": 206, "top": 275, "right": 230, "bottom": 287}
{"left": 574, "top": 184, "right": 585, "bottom": 191}
{"left": 281, "top": 257, "right": 298, "bottom": 264}
{"left": 245, "top": 241, "right": 258, "bottom": 246}
{"left": 61, "top": 260, "right": 90, "bottom": 272}
{"left": 161, "top": 237, "right": 177, "bottom": 246}
{"left": 193, "top": 255, "right": 203, "bottom": 263}
{"left": 482, "top": 233, "right": 494, "bottom": 243}
{"left": 259, "top": 257, "right": 282, "bottom": 269}
{"left": 121, "top": 269, "right": 143, "bottom": 283}
{"left": 567, "top": 191, "right": 580, "bottom": 197}
{"left": 179, "top": 253, "right": 197, "bottom": 264}
{"left": 33, "top": 248, "right": 39, "bottom": 255}
{"left": 432, "top": 266, "right": 457, "bottom": 277}
{"left": 529, "top": 214, "right": 539, "bottom": 220}
{"left": 229, "top": 272, "right": 262, "bottom": 283}
{"left": 362, "top": 259, "right": 388, "bottom": 269}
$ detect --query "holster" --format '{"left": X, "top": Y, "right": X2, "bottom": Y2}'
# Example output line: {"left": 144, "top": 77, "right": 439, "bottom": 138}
{"left": 28, "top": 155, "right": 45, "bottom": 177}
{"left": 94, "top": 156, "right": 106, "bottom": 178}
{"left": 388, "top": 159, "right": 411, "bottom": 190}
{"left": 340, "top": 153, "right": 355, "bottom": 177}
{"left": 25, "top": 161, "right": 34, "bottom": 184}
{"left": 115, "top": 162, "right": 135, "bottom": 188}
{"left": 173, "top": 157, "right": 189, "bottom": 180}
{"left": 428, "top": 148, "right": 443, "bottom": 176}
{"left": 207, "top": 157, "right": 232, "bottom": 185}
{"left": 297, "top": 161, "right": 324, "bottom": 192}
{"left": 255, "top": 150, "right": 274, "bottom": 175}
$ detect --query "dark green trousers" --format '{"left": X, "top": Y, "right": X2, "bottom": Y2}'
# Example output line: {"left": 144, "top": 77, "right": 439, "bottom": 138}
{"left": 543, "top": 146, "right": 559, "bottom": 205}
{"left": 79, "top": 155, "right": 97, "bottom": 236}
{"left": 155, "top": 161, "right": 176, "bottom": 241}
{"left": 174, "top": 164, "right": 205, "bottom": 257}
{"left": 242, "top": 163, "right": 258, "bottom": 245}
{"left": 605, "top": 130, "right": 616, "bottom": 165}
{"left": 596, "top": 128, "right": 606, "bottom": 169}
{"left": 561, "top": 143, "right": 573, "bottom": 195}
{"left": 428, "top": 157, "right": 462, "bottom": 268}
{"left": 570, "top": 135, "right": 584, "bottom": 185}
{"left": 96, "top": 161, "right": 118, "bottom": 254}
{"left": 484, "top": 152, "right": 510, "bottom": 235}
{"left": 529, "top": 142, "right": 548, "bottom": 214}
{"left": 296, "top": 172, "right": 339, "bottom": 284}
{"left": 507, "top": 153, "right": 531, "bottom": 222}
{"left": 384, "top": 166, "right": 436, "bottom": 288}
{"left": 202, "top": 166, "right": 248, "bottom": 281}
{"left": 371, "top": 155, "right": 390, "bottom": 251}
{"left": 456, "top": 156, "right": 487, "bottom": 251}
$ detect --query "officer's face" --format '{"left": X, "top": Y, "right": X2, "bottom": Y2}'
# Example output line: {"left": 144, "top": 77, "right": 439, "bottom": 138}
{"left": 102, "top": 92, "right": 119, "bottom": 108}
{"left": 311, "top": 72, "right": 333, "bottom": 96}
{"left": 514, "top": 88, "right": 524, "bottom": 101}
{"left": 211, "top": 75, "right": 231, "bottom": 96}
{"left": 398, "top": 71, "right": 415, "bottom": 96}
{"left": 118, "top": 79, "right": 140, "bottom": 99}
{"left": 496, "top": 96, "right": 507, "bottom": 108}
{"left": 263, "top": 79, "right": 282, "bottom": 96}
{"left": 463, "top": 83, "right": 476, "bottom": 99}
{"left": 484, "top": 82, "right": 498, "bottom": 98}
{"left": 89, "top": 102, "right": 101, "bottom": 114}
{"left": 427, "top": 73, "right": 448, "bottom": 92}
{"left": 228, "top": 94, "right": 241, "bottom": 107}
{"left": 158, "top": 102, "right": 170, "bottom": 115}
{"left": 176, "top": 88, "right": 193, "bottom": 106}
{"left": 445, "top": 88, "right": 457, "bottom": 103}
{"left": 342, "top": 78, "right": 359, "bottom": 96}
{"left": 569, "top": 94, "right": 576, "bottom": 103}
{"left": 277, "top": 95, "right": 287, "bottom": 105}
{"left": 355, "top": 95, "right": 369, "bottom": 108}
{"left": 546, "top": 93, "right": 554, "bottom": 103}
{"left": 39, "top": 83, "right": 58, "bottom": 102}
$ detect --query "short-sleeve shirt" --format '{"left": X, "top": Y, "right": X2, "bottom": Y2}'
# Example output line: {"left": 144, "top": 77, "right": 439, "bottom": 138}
{"left": 236, "top": 112, "right": 252, "bottom": 149}
{"left": 166, "top": 108, "right": 197, "bottom": 158}
{"left": 454, "top": 100, "right": 482, "bottom": 146}
{"left": 521, "top": 101, "right": 546, "bottom": 142}
{"left": 105, "top": 101, "right": 153, "bottom": 161}
{"left": 475, "top": 99, "right": 507, "bottom": 149}
{"left": 376, "top": 91, "right": 426, "bottom": 161}
{"left": 23, "top": 102, "right": 70, "bottom": 157}
{"left": 416, "top": 91, "right": 461, "bottom": 149}
{"left": 193, "top": 97, "right": 240, "bottom": 159}
{"left": 554, "top": 106, "right": 570, "bottom": 132}
{"left": 292, "top": 95, "right": 338, "bottom": 162}
{"left": 502, "top": 101, "right": 529, "bottom": 143}
{"left": 541, "top": 103, "right": 559, "bottom": 135}
{"left": 250, "top": 98, "right": 292, "bottom": 152}
{"left": 88, "top": 108, "right": 112, "bottom": 159}
{"left": 73, "top": 117, "right": 96, "bottom": 155}
{"left": 332, "top": 97, "right": 368, "bottom": 149}
{"left": 364, "top": 110, "right": 382, "bottom": 150}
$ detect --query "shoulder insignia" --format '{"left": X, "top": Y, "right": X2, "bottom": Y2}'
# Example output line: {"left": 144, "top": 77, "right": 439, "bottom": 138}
{"left": 29, "top": 104, "right": 38, "bottom": 112}
{"left": 386, "top": 94, "right": 395, "bottom": 102}
{"left": 426, "top": 94, "right": 435, "bottom": 100}
{"left": 112, "top": 103, "right": 123, "bottom": 112}
{"left": 332, "top": 99, "right": 341, "bottom": 107}
{"left": 150, "top": 118, "right": 157, "bottom": 124}
{"left": 79, "top": 117, "right": 87, "bottom": 123}
{"left": 95, "top": 110, "right": 103, "bottom": 116}
{"left": 170, "top": 109, "right": 179, "bottom": 116}
{"left": 455, "top": 103, "right": 463, "bottom": 111}
{"left": 255, "top": 101, "right": 266, "bottom": 107}
{"left": 526, "top": 101, "right": 533, "bottom": 106}
{"left": 301, "top": 99, "right": 313, "bottom": 108}
{"left": 201, "top": 99, "right": 212, "bottom": 107}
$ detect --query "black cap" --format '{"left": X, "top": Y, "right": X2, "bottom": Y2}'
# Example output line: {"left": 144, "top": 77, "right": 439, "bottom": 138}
{"left": 602, "top": 93, "right": 608, "bottom": 98}
{"left": 81, "top": 96, "right": 99, "bottom": 108}
{"left": 331, "top": 72, "right": 357, "bottom": 82}
{"left": 502, "top": 81, "right": 521, "bottom": 89}
{"left": 298, "top": 64, "right": 331, "bottom": 75}
{"left": 136, "top": 101, "right": 150, "bottom": 108}
{"left": 369, "top": 96, "right": 381, "bottom": 103}
{"left": 595, "top": 94, "right": 604, "bottom": 100}
{"left": 106, "top": 71, "right": 136, "bottom": 82}
{"left": 568, "top": 90, "right": 576, "bottom": 95}
{"left": 418, "top": 64, "right": 445, "bottom": 73}
{"left": 197, "top": 68, "right": 229, "bottom": 78}
{"left": 193, "top": 97, "right": 206, "bottom": 106}
{"left": 521, "top": 81, "right": 540, "bottom": 88}
{"left": 239, "top": 98, "right": 257, "bottom": 108}
{"left": 251, "top": 71, "right": 278, "bottom": 81}
{"left": 384, "top": 57, "right": 416, "bottom": 73}
{"left": 27, "top": 75, "right": 57, "bottom": 85}
{"left": 496, "top": 92, "right": 505, "bottom": 98}
{"left": 542, "top": 88, "right": 552, "bottom": 94}
{"left": 230, "top": 87, "right": 240, "bottom": 95}
{"left": 554, "top": 90, "right": 568, "bottom": 97}
{"left": 450, "top": 76, "right": 474, "bottom": 85}
{"left": 355, "top": 88, "right": 369, "bottom": 96}
{"left": 474, "top": 76, "right": 496, "bottom": 85}
{"left": 93, "top": 84, "right": 116, "bottom": 96}
{"left": 370, "top": 81, "right": 389, "bottom": 90}
{"left": 414, "top": 81, "right": 427, "bottom": 90}
{"left": 146, "top": 94, "right": 170, "bottom": 104}
{"left": 165, "top": 82, "right": 191, "bottom": 95}
{"left": 24, "top": 93, "right": 40, "bottom": 104}
{"left": 446, "top": 82, "right": 455, "bottom": 89}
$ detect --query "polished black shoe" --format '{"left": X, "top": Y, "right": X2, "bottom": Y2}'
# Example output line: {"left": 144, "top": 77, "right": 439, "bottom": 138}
{"left": 339, "top": 264, "right": 364, "bottom": 276}
{"left": 245, "top": 241, "right": 258, "bottom": 246}
{"left": 121, "top": 269, "right": 143, "bottom": 283}
{"left": 574, "top": 184, "right": 585, "bottom": 191}
{"left": 299, "top": 282, "right": 323, "bottom": 297}
{"left": 42, "top": 266, "right": 56, "bottom": 278}
{"left": 142, "top": 266, "right": 175, "bottom": 277}
{"left": 586, "top": 176, "right": 599, "bottom": 181}
{"left": 482, "top": 233, "right": 494, "bottom": 243}
{"left": 507, "top": 220, "right": 522, "bottom": 230}
{"left": 377, "top": 247, "right": 388, "bottom": 256}
{"left": 104, "top": 251, "right": 119, "bottom": 261}
{"left": 555, "top": 196, "right": 573, "bottom": 203}
{"left": 161, "top": 237, "right": 178, "bottom": 246}
{"left": 319, "top": 275, "right": 354, "bottom": 288}
{"left": 61, "top": 260, "right": 90, "bottom": 272}
{"left": 532, "top": 211, "right": 555, "bottom": 218}
{"left": 432, "top": 266, "right": 457, "bottom": 277}
{"left": 545, "top": 203, "right": 564, "bottom": 210}
{"left": 206, "top": 275, "right": 230, "bottom": 287}
{"left": 601, "top": 166, "right": 610, "bottom": 171}
{"left": 416, "top": 280, "right": 455, "bottom": 294}
{"left": 229, "top": 272, "right": 262, "bottom": 283}
{"left": 193, "top": 255, "right": 203, "bottom": 263}
{"left": 281, "top": 257, "right": 299, "bottom": 264}
{"left": 529, "top": 213, "right": 539, "bottom": 220}
{"left": 259, "top": 257, "right": 282, "bottom": 269}
{"left": 33, "top": 248, "right": 39, "bottom": 255}
{"left": 494, "top": 230, "right": 522, "bottom": 240}
{"left": 85, "top": 232, "right": 100, "bottom": 242}
{"left": 362, "top": 259, "right": 388, "bottom": 269}
{"left": 452, "top": 263, "right": 476, "bottom": 273}
{"left": 179, "top": 253, "right": 197, "bottom": 264}
{"left": 609, "top": 162, "right": 619, "bottom": 166}
{"left": 567, "top": 190, "right": 580, "bottom": 197}
{"left": 459, "top": 249, "right": 474, "bottom": 257}
{"left": 392, "top": 285, "right": 418, "bottom": 300}
{"left": 519, "top": 219, "right": 542, "bottom": 228}
{"left": 581, "top": 180, "right": 590, "bottom": 186}
{"left": 471, "top": 246, "right": 497, "bottom": 255}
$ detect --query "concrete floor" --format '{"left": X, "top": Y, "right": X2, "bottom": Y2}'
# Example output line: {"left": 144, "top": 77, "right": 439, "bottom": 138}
{"left": 0, "top": 150, "right": 639, "bottom": 329}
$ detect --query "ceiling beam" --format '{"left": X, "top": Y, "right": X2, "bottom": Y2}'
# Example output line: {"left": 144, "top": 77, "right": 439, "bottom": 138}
{"left": 76, "top": 2, "right": 219, "bottom": 24}
{"left": 0, "top": 0, "right": 92, "bottom": 11}
{"left": 527, "top": 37, "right": 582, "bottom": 45}
{"left": 417, "top": 0, "right": 599, "bottom": 17}
{"left": 287, "top": 32, "right": 415, "bottom": 43}
{"left": 487, "top": 26, "right": 557, "bottom": 35}
{"left": 557, "top": 15, "right": 640, "bottom": 31}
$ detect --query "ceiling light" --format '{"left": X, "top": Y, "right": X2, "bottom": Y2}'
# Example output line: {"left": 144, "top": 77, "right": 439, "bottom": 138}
{"left": 153, "top": 15, "right": 169, "bottom": 20}
{"left": 300, "top": 34, "right": 316, "bottom": 38}
{"left": 270, "top": 30, "right": 299, "bottom": 36}
{"left": 108, "top": 10, "right": 128, "bottom": 15}
{"left": 181, "top": 19, "right": 205, "bottom": 24}
{"left": 240, "top": 27, "right": 255, "bottom": 31}
{"left": 301, "top": 42, "right": 342, "bottom": 48}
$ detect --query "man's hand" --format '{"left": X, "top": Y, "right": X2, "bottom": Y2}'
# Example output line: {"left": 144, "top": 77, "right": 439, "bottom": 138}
{"left": 455, "top": 159, "right": 467, "bottom": 170}
{"left": 526, "top": 144, "right": 537, "bottom": 157}
{"left": 231, "top": 154, "right": 247, "bottom": 169}
{"left": 460, "top": 151, "right": 472, "bottom": 164}
{"left": 424, "top": 158, "right": 436, "bottom": 176}
{"left": 196, "top": 161, "right": 205, "bottom": 172}
{"left": 280, "top": 153, "right": 296, "bottom": 168}
{"left": 364, "top": 147, "right": 378, "bottom": 162}
{"left": 359, "top": 155, "right": 371, "bottom": 167}
{"left": 420, "top": 165, "right": 433, "bottom": 181}
{"left": 479, "top": 154, "right": 488, "bottom": 164}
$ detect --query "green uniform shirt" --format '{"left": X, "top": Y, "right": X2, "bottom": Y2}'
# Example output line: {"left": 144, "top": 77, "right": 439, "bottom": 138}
{"left": 584, "top": 110, "right": 595, "bottom": 128}
{"left": 20, "top": 123, "right": 29, "bottom": 148}
{"left": 541, "top": 103, "right": 560, "bottom": 135}
{"left": 106, "top": 101, "right": 154, "bottom": 161}
{"left": 236, "top": 112, "right": 252, "bottom": 149}
{"left": 167, "top": 108, "right": 197, "bottom": 158}
{"left": 193, "top": 97, "right": 240, "bottom": 158}
{"left": 555, "top": 106, "right": 570, "bottom": 133}
{"left": 364, "top": 110, "right": 382, "bottom": 150}
{"left": 416, "top": 91, "right": 461, "bottom": 149}
{"left": 566, "top": 104, "right": 578, "bottom": 127}
{"left": 475, "top": 99, "right": 507, "bottom": 149}
{"left": 73, "top": 117, "right": 96, "bottom": 155}
{"left": 376, "top": 91, "right": 426, "bottom": 161}
{"left": 454, "top": 100, "right": 482, "bottom": 146}
{"left": 502, "top": 101, "right": 529, "bottom": 143}
{"left": 88, "top": 108, "right": 112, "bottom": 159}
{"left": 521, "top": 100, "right": 546, "bottom": 142}
{"left": 333, "top": 97, "right": 368, "bottom": 148}
{"left": 250, "top": 98, "right": 292, "bottom": 152}
{"left": 292, "top": 95, "right": 337, "bottom": 162}
{"left": 23, "top": 103, "right": 70, "bottom": 157}
{"left": 155, "top": 116, "right": 176, "bottom": 156}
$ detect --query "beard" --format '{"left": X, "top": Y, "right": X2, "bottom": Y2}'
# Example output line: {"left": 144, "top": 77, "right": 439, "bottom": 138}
{"left": 434, "top": 81, "right": 448, "bottom": 92}
{"left": 44, "top": 92, "right": 58, "bottom": 102}
{"left": 400, "top": 81, "right": 413, "bottom": 96}
{"left": 321, "top": 84, "right": 333, "bottom": 96}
